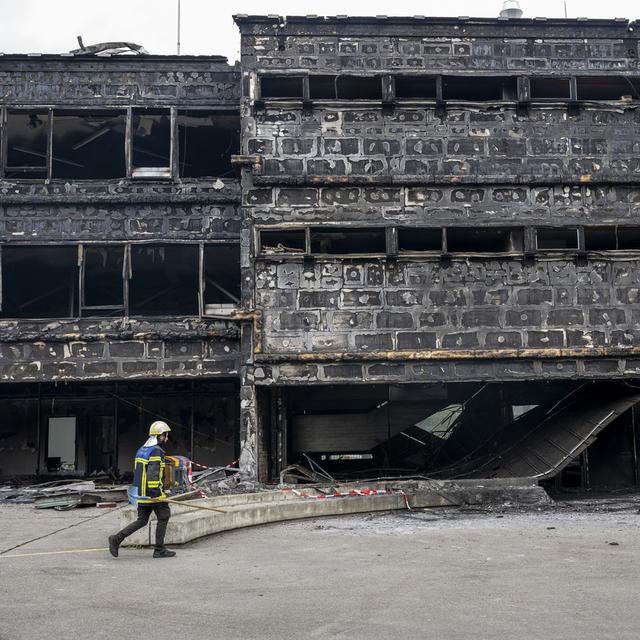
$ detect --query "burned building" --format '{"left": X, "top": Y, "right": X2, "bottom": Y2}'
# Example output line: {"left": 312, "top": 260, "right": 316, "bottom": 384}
{"left": 235, "top": 13, "right": 640, "bottom": 491}
{"left": 2, "top": 13, "right": 640, "bottom": 492}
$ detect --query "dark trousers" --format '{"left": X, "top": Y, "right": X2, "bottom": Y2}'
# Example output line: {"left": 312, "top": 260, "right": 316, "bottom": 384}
{"left": 115, "top": 502, "right": 171, "bottom": 550}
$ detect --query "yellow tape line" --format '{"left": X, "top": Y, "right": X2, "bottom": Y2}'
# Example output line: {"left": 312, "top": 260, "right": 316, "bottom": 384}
{"left": 1, "top": 547, "right": 109, "bottom": 559}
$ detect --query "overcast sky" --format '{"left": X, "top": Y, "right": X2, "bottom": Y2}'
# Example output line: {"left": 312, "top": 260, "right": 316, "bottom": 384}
{"left": 0, "top": 0, "right": 638, "bottom": 62}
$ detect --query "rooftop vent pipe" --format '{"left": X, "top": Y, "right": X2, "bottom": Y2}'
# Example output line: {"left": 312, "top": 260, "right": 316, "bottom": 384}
{"left": 499, "top": 0, "right": 523, "bottom": 18}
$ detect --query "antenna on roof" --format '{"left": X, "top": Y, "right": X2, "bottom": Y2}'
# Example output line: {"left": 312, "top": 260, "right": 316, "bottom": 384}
{"left": 564, "top": 1, "right": 568, "bottom": 18}
{"left": 177, "top": 0, "right": 181, "bottom": 55}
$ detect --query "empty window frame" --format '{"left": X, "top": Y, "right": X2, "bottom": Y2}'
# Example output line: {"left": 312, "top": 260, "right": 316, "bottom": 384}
{"left": 309, "top": 75, "right": 383, "bottom": 100}
{"left": 260, "top": 229, "right": 307, "bottom": 254}
{"left": 202, "top": 244, "right": 241, "bottom": 313}
{"left": 398, "top": 228, "right": 442, "bottom": 253}
{"left": 131, "top": 108, "right": 172, "bottom": 178}
{"left": 536, "top": 228, "right": 579, "bottom": 250}
{"left": 177, "top": 111, "right": 239, "bottom": 178}
{"left": 129, "top": 245, "right": 199, "bottom": 316}
{"left": 52, "top": 111, "right": 126, "bottom": 179}
{"left": 576, "top": 76, "right": 640, "bottom": 101}
{"left": 446, "top": 228, "right": 524, "bottom": 253}
{"left": 260, "top": 76, "right": 304, "bottom": 99}
{"left": 529, "top": 77, "right": 572, "bottom": 100}
{"left": 442, "top": 76, "right": 517, "bottom": 101}
{"left": 1, "top": 246, "right": 78, "bottom": 318}
{"left": 584, "top": 226, "right": 640, "bottom": 250}
{"left": 394, "top": 76, "right": 438, "bottom": 100}
{"left": 81, "top": 245, "right": 126, "bottom": 316}
{"left": 5, "top": 111, "right": 49, "bottom": 179}
{"left": 310, "top": 228, "right": 387, "bottom": 255}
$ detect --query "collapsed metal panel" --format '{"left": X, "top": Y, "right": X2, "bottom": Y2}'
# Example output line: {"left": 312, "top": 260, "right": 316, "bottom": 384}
{"left": 465, "top": 384, "right": 640, "bottom": 479}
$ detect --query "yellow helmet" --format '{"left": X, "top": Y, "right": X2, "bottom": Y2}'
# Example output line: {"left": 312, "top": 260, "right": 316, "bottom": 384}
{"left": 149, "top": 421, "right": 171, "bottom": 436}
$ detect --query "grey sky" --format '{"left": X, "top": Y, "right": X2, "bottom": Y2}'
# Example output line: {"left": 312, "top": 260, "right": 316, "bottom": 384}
{"left": 0, "top": 0, "right": 638, "bottom": 63}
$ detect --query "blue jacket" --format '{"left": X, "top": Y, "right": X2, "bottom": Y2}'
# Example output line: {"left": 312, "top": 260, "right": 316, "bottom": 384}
{"left": 132, "top": 444, "right": 166, "bottom": 504}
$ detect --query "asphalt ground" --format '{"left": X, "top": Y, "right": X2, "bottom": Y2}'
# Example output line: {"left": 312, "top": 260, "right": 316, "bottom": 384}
{"left": 1, "top": 501, "right": 639, "bottom": 640}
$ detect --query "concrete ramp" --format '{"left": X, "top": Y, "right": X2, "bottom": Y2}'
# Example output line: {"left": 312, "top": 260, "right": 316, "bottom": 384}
{"left": 466, "top": 385, "right": 640, "bottom": 480}
{"left": 122, "top": 478, "right": 548, "bottom": 546}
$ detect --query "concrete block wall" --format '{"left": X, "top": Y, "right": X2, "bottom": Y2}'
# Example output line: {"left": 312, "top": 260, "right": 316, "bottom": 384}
{"left": 249, "top": 107, "right": 640, "bottom": 183}
{"left": 237, "top": 17, "right": 639, "bottom": 74}
{"left": 0, "top": 319, "right": 240, "bottom": 382}
{"left": 0, "top": 57, "right": 240, "bottom": 106}
{"left": 256, "top": 257, "right": 640, "bottom": 354}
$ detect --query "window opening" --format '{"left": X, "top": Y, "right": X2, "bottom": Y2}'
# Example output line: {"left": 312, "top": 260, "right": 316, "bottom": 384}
{"left": 530, "top": 77, "right": 571, "bottom": 100}
{"left": 394, "top": 76, "right": 438, "bottom": 99}
{"left": 131, "top": 109, "right": 171, "bottom": 178}
{"left": 129, "top": 245, "right": 198, "bottom": 316}
{"left": 617, "top": 227, "right": 640, "bottom": 250}
{"left": 260, "top": 230, "right": 306, "bottom": 254}
{"left": 310, "top": 228, "right": 386, "bottom": 254}
{"left": 203, "top": 244, "right": 241, "bottom": 315}
{"left": 584, "top": 227, "right": 618, "bottom": 251}
{"left": 52, "top": 111, "right": 126, "bottom": 179}
{"left": 47, "top": 417, "right": 77, "bottom": 472}
{"left": 308, "top": 75, "right": 383, "bottom": 100}
{"left": 177, "top": 111, "right": 239, "bottom": 178}
{"left": 5, "top": 111, "right": 49, "bottom": 178}
{"left": 397, "top": 228, "right": 442, "bottom": 252}
{"left": 1, "top": 246, "right": 78, "bottom": 318}
{"left": 446, "top": 228, "right": 524, "bottom": 253}
{"left": 442, "top": 76, "right": 517, "bottom": 101}
{"left": 576, "top": 76, "right": 640, "bottom": 101}
{"left": 260, "top": 76, "right": 304, "bottom": 99}
{"left": 536, "top": 228, "right": 579, "bottom": 250}
{"left": 81, "top": 245, "right": 125, "bottom": 316}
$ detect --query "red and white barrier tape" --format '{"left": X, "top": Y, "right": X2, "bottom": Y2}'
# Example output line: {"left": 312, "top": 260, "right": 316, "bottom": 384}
{"left": 282, "top": 487, "right": 412, "bottom": 510}
{"left": 191, "top": 459, "right": 239, "bottom": 470}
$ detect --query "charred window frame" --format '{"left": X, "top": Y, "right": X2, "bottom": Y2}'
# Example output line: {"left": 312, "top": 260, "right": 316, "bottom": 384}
{"left": 576, "top": 76, "right": 640, "bottom": 101}
{"left": 0, "top": 242, "right": 242, "bottom": 319}
{"left": 201, "top": 242, "right": 241, "bottom": 316}
{"left": 528, "top": 77, "right": 575, "bottom": 101}
{"left": 442, "top": 75, "right": 518, "bottom": 102}
{"left": 259, "top": 229, "right": 309, "bottom": 256}
{"left": 444, "top": 228, "right": 525, "bottom": 255}
{"left": 258, "top": 75, "right": 306, "bottom": 100}
{"left": 0, "top": 244, "right": 79, "bottom": 319}
{"left": 3, "top": 109, "right": 52, "bottom": 179}
{"left": 52, "top": 110, "right": 127, "bottom": 179}
{"left": 584, "top": 226, "right": 640, "bottom": 251}
{"left": 309, "top": 228, "right": 387, "bottom": 256}
{"left": 177, "top": 109, "right": 239, "bottom": 179}
{"left": 79, "top": 244, "right": 128, "bottom": 317}
{"left": 397, "top": 228, "right": 444, "bottom": 254}
{"left": 535, "top": 227, "right": 580, "bottom": 251}
{"left": 129, "top": 107, "right": 175, "bottom": 179}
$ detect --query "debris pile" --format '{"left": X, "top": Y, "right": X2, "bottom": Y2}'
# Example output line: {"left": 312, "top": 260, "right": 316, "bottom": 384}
{"left": 0, "top": 479, "right": 129, "bottom": 510}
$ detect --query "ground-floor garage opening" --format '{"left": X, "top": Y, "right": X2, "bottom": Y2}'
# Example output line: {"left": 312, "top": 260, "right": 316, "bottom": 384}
{"left": 261, "top": 380, "right": 640, "bottom": 492}
{"left": 0, "top": 379, "right": 239, "bottom": 480}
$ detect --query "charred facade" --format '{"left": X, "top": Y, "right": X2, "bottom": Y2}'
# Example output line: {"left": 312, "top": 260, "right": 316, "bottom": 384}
{"left": 236, "top": 15, "right": 640, "bottom": 490}
{"left": 3, "top": 15, "right": 640, "bottom": 490}
{"left": 0, "top": 55, "right": 243, "bottom": 475}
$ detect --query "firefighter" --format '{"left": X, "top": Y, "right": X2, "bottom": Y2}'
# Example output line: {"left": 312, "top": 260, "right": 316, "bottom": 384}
{"left": 108, "top": 421, "right": 176, "bottom": 559}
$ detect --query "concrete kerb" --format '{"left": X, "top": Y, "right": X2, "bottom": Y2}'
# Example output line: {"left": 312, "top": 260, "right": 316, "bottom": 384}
{"left": 121, "top": 478, "right": 550, "bottom": 546}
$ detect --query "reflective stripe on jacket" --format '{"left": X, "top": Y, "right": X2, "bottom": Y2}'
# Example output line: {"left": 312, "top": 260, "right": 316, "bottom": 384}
{"left": 132, "top": 444, "right": 166, "bottom": 504}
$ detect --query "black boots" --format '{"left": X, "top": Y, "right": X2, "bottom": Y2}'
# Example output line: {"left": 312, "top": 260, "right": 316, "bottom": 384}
{"left": 108, "top": 535, "right": 121, "bottom": 558}
{"left": 109, "top": 535, "right": 175, "bottom": 558}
